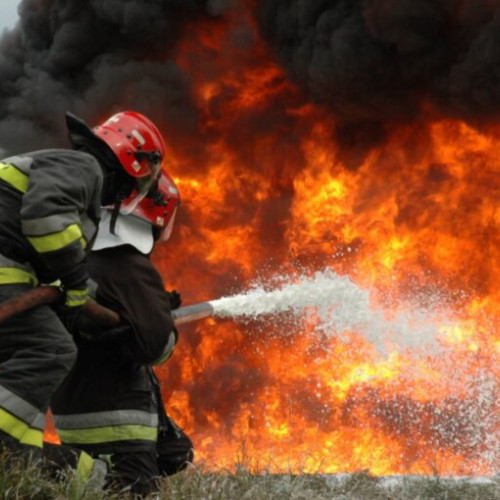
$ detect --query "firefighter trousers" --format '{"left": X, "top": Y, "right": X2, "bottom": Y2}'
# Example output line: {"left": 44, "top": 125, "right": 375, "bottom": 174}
{"left": 0, "top": 284, "right": 77, "bottom": 455}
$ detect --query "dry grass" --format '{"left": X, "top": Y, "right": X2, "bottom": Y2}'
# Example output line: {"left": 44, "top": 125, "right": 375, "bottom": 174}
{"left": 0, "top": 451, "right": 498, "bottom": 499}
{"left": 161, "top": 465, "right": 500, "bottom": 500}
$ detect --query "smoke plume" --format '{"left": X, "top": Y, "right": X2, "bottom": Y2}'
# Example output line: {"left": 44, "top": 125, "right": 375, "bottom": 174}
{"left": 2, "top": 0, "right": 499, "bottom": 159}
{"left": 0, "top": 0, "right": 234, "bottom": 155}
{"left": 256, "top": 0, "right": 500, "bottom": 152}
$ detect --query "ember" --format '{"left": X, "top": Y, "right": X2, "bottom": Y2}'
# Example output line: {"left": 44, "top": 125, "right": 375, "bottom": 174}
{"left": 0, "top": 0, "right": 498, "bottom": 476}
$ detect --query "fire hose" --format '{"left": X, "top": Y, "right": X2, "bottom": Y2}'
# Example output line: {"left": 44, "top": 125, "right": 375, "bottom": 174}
{"left": 0, "top": 286, "right": 215, "bottom": 327}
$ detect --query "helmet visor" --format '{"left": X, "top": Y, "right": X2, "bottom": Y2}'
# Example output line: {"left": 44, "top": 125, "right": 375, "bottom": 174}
{"left": 161, "top": 205, "right": 178, "bottom": 241}
{"left": 120, "top": 154, "right": 162, "bottom": 215}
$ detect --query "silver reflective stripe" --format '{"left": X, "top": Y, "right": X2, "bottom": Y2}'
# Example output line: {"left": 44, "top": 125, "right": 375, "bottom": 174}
{"left": 53, "top": 409, "right": 158, "bottom": 430}
{"left": 0, "top": 385, "right": 45, "bottom": 430}
{"left": 163, "top": 332, "right": 176, "bottom": 356}
{"left": 153, "top": 331, "right": 177, "bottom": 365}
{"left": 1, "top": 156, "right": 33, "bottom": 174}
{"left": 87, "top": 278, "right": 98, "bottom": 300}
{"left": 0, "top": 253, "right": 36, "bottom": 275}
{"left": 22, "top": 213, "right": 79, "bottom": 236}
{"left": 33, "top": 413, "right": 46, "bottom": 430}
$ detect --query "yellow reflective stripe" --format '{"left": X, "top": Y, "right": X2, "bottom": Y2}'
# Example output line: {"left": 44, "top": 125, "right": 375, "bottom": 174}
{"left": 27, "top": 223, "right": 83, "bottom": 253}
{"left": 0, "top": 163, "right": 29, "bottom": 193}
{"left": 58, "top": 424, "right": 158, "bottom": 445}
{"left": 65, "top": 288, "right": 88, "bottom": 308}
{"left": 0, "top": 407, "right": 43, "bottom": 448}
{"left": 19, "top": 428, "right": 44, "bottom": 447}
{"left": 0, "top": 267, "right": 38, "bottom": 286}
{"left": 76, "top": 451, "right": 95, "bottom": 484}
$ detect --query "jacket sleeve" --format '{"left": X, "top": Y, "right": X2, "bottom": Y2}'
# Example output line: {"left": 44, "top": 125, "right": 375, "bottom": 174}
{"left": 88, "top": 246, "right": 178, "bottom": 364}
{"left": 20, "top": 150, "right": 102, "bottom": 287}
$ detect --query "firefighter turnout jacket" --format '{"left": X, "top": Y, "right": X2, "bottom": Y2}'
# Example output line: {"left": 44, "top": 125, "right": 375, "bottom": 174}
{"left": 0, "top": 149, "right": 103, "bottom": 452}
{"left": 51, "top": 245, "right": 178, "bottom": 456}
{"left": 0, "top": 150, "right": 102, "bottom": 290}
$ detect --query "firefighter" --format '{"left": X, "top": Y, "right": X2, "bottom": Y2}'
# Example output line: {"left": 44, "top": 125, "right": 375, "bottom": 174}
{"left": 0, "top": 110, "right": 166, "bottom": 481}
{"left": 51, "top": 171, "right": 194, "bottom": 497}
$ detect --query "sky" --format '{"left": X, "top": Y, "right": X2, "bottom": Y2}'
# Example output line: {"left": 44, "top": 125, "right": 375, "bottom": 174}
{"left": 0, "top": 0, "right": 19, "bottom": 32}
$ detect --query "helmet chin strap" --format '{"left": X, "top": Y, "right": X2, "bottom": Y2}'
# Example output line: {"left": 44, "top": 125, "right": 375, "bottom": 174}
{"left": 109, "top": 199, "right": 122, "bottom": 236}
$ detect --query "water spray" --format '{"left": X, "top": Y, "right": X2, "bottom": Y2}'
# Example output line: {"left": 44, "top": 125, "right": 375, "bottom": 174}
{"left": 174, "top": 269, "right": 449, "bottom": 354}
{"left": 0, "top": 270, "right": 450, "bottom": 354}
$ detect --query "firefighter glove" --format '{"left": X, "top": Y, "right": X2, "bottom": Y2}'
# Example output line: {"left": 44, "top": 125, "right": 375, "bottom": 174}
{"left": 63, "top": 286, "right": 89, "bottom": 309}
{"left": 51, "top": 274, "right": 89, "bottom": 333}
{"left": 56, "top": 298, "right": 85, "bottom": 334}
{"left": 56, "top": 258, "right": 89, "bottom": 308}
{"left": 168, "top": 289, "right": 182, "bottom": 310}
{"left": 58, "top": 284, "right": 89, "bottom": 333}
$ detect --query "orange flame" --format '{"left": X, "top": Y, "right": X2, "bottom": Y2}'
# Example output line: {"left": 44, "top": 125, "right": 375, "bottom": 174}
{"left": 47, "top": 1, "right": 500, "bottom": 476}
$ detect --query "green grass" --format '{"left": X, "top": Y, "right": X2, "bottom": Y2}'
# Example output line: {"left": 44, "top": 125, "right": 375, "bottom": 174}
{"left": 0, "top": 452, "right": 498, "bottom": 499}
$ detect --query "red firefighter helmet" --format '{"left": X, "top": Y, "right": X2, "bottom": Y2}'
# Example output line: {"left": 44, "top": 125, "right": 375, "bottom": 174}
{"left": 93, "top": 111, "right": 165, "bottom": 178}
{"left": 93, "top": 111, "right": 166, "bottom": 213}
{"left": 130, "top": 171, "right": 180, "bottom": 242}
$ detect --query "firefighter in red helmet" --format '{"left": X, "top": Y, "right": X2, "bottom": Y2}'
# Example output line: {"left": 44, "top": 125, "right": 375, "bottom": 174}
{"left": 51, "top": 171, "right": 193, "bottom": 497}
{"left": 0, "top": 109, "right": 165, "bottom": 482}
{"left": 91, "top": 111, "right": 165, "bottom": 214}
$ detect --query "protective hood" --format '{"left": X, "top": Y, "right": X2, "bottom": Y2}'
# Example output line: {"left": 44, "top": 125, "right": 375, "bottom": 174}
{"left": 92, "top": 209, "right": 154, "bottom": 255}
{"left": 65, "top": 112, "right": 121, "bottom": 171}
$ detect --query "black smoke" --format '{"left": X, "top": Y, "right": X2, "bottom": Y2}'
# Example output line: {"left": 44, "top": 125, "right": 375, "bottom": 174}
{"left": 2, "top": 0, "right": 500, "bottom": 160}
{"left": 256, "top": 0, "right": 500, "bottom": 154}
{"left": 0, "top": 0, "right": 237, "bottom": 155}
